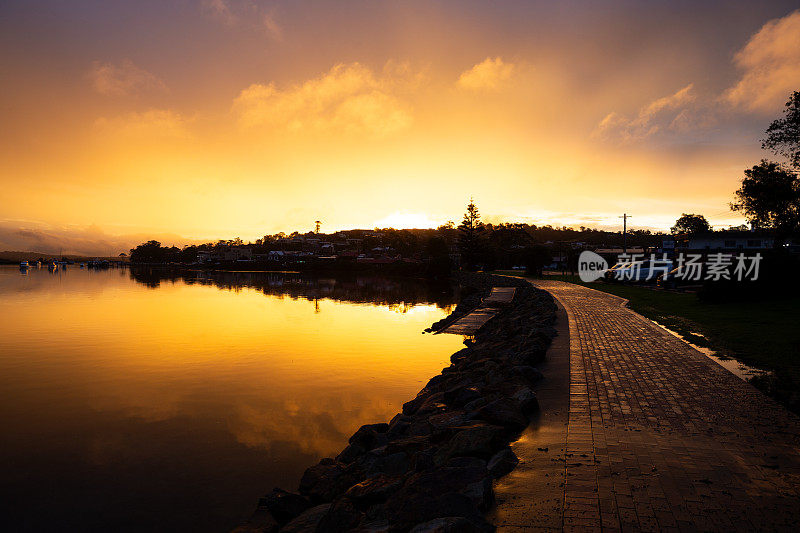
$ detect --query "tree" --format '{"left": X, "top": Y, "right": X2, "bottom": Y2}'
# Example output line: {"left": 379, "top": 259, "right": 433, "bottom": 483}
{"left": 763, "top": 91, "right": 800, "bottom": 170}
{"left": 458, "top": 199, "right": 485, "bottom": 270}
{"left": 731, "top": 159, "right": 800, "bottom": 239}
{"left": 670, "top": 213, "right": 711, "bottom": 234}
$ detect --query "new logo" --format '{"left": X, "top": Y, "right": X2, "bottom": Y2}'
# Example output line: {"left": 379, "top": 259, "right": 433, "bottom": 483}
{"left": 578, "top": 251, "right": 608, "bottom": 282}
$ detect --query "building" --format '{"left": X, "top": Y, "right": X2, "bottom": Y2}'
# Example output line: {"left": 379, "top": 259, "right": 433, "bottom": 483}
{"left": 686, "top": 232, "right": 773, "bottom": 251}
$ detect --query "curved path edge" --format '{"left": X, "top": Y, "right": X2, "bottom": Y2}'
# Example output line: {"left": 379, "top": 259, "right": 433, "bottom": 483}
{"left": 497, "top": 278, "right": 800, "bottom": 532}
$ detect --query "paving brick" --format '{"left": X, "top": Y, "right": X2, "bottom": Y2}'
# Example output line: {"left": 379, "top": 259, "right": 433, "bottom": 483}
{"left": 527, "top": 280, "right": 800, "bottom": 532}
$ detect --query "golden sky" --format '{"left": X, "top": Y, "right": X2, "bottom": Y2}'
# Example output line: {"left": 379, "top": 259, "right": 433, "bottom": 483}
{"left": 2, "top": 1, "right": 800, "bottom": 254}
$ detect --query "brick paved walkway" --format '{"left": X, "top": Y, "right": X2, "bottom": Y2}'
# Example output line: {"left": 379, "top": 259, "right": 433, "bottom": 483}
{"left": 529, "top": 281, "right": 800, "bottom": 532}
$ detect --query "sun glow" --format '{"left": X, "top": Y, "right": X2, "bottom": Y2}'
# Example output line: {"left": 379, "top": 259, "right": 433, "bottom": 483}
{"left": 0, "top": 2, "right": 788, "bottom": 253}
{"left": 372, "top": 212, "right": 443, "bottom": 230}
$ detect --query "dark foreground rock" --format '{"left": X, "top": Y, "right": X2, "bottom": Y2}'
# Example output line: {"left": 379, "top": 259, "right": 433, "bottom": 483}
{"left": 236, "top": 273, "right": 557, "bottom": 532}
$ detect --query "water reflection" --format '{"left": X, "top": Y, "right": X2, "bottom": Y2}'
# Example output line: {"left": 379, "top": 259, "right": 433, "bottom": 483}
{"left": 128, "top": 266, "right": 458, "bottom": 311}
{"left": 0, "top": 266, "right": 462, "bottom": 532}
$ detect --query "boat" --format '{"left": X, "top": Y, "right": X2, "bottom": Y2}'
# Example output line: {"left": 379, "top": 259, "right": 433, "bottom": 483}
{"left": 19, "top": 261, "right": 29, "bottom": 269}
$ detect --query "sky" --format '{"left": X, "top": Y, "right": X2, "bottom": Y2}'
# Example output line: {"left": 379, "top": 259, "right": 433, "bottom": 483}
{"left": 2, "top": 0, "right": 800, "bottom": 254}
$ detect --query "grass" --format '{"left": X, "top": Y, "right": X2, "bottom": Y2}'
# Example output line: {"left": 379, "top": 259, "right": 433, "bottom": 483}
{"left": 492, "top": 270, "right": 800, "bottom": 410}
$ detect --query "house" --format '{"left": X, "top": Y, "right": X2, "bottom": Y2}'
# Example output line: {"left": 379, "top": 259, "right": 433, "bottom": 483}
{"left": 686, "top": 232, "right": 773, "bottom": 251}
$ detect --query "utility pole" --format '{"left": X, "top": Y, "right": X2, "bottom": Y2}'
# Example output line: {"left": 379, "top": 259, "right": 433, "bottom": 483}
{"left": 619, "top": 214, "right": 631, "bottom": 254}
{"left": 315, "top": 220, "right": 321, "bottom": 234}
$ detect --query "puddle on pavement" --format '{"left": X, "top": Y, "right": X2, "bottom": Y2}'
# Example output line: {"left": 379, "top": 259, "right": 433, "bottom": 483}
{"left": 649, "top": 320, "right": 771, "bottom": 381}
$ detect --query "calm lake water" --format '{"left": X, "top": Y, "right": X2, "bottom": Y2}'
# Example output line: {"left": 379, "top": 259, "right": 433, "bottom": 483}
{"left": 0, "top": 265, "right": 463, "bottom": 532}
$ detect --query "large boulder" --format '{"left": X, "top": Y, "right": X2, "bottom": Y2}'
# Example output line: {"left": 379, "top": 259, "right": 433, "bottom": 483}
{"left": 349, "top": 423, "right": 389, "bottom": 450}
{"left": 385, "top": 465, "right": 491, "bottom": 529}
{"left": 231, "top": 506, "right": 279, "bottom": 533}
{"left": 474, "top": 398, "right": 528, "bottom": 432}
{"left": 427, "top": 411, "right": 470, "bottom": 433}
{"left": 259, "top": 488, "right": 312, "bottom": 524}
{"left": 512, "top": 387, "right": 539, "bottom": 414}
{"left": 487, "top": 447, "right": 519, "bottom": 479}
{"left": 277, "top": 504, "right": 330, "bottom": 533}
{"left": 315, "top": 497, "right": 364, "bottom": 532}
{"left": 436, "top": 424, "right": 505, "bottom": 462}
{"left": 298, "top": 460, "right": 363, "bottom": 503}
{"left": 336, "top": 443, "right": 366, "bottom": 464}
{"left": 513, "top": 365, "right": 544, "bottom": 384}
{"left": 345, "top": 474, "right": 404, "bottom": 505}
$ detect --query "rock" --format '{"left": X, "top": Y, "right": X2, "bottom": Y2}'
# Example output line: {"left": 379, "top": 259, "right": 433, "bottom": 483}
{"left": 427, "top": 411, "right": 470, "bottom": 432}
{"left": 408, "top": 517, "right": 487, "bottom": 533}
{"left": 298, "top": 461, "right": 363, "bottom": 503}
{"left": 315, "top": 497, "right": 363, "bottom": 532}
{"left": 336, "top": 443, "right": 366, "bottom": 464}
{"left": 385, "top": 465, "right": 489, "bottom": 528}
{"left": 358, "top": 450, "right": 408, "bottom": 477}
{"left": 386, "top": 489, "right": 476, "bottom": 529}
{"left": 461, "top": 476, "right": 494, "bottom": 509}
{"left": 386, "top": 420, "right": 410, "bottom": 439}
{"left": 349, "top": 423, "right": 389, "bottom": 450}
{"left": 408, "top": 417, "right": 434, "bottom": 437}
{"left": 487, "top": 447, "right": 519, "bottom": 479}
{"left": 351, "top": 519, "right": 390, "bottom": 532}
{"left": 445, "top": 457, "right": 486, "bottom": 469}
{"left": 513, "top": 365, "right": 544, "bottom": 384}
{"left": 278, "top": 504, "right": 330, "bottom": 533}
{"left": 403, "top": 391, "right": 432, "bottom": 415}
{"left": 449, "top": 386, "right": 482, "bottom": 407}
{"left": 231, "top": 506, "right": 279, "bottom": 533}
{"left": 259, "top": 488, "right": 312, "bottom": 524}
{"left": 475, "top": 398, "right": 528, "bottom": 432}
{"left": 450, "top": 348, "right": 471, "bottom": 364}
{"left": 411, "top": 448, "right": 436, "bottom": 471}
{"left": 387, "top": 415, "right": 411, "bottom": 439}
{"left": 463, "top": 397, "right": 488, "bottom": 411}
{"left": 385, "top": 435, "right": 430, "bottom": 456}
{"left": 436, "top": 424, "right": 505, "bottom": 461}
{"left": 345, "top": 474, "right": 404, "bottom": 504}
{"left": 416, "top": 392, "right": 448, "bottom": 415}
{"left": 512, "top": 387, "right": 539, "bottom": 414}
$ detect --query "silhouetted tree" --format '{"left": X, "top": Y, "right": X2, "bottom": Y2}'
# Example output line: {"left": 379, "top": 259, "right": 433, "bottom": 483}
{"left": 731, "top": 160, "right": 800, "bottom": 242}
{"left": 458, "top": 199, "right": 485, "bottom": 270}
{"left": 671, "top": 213, "right": 711, "bottom": 234}
{"left": 763, "top": 91, "right": 800, "bottom": 170}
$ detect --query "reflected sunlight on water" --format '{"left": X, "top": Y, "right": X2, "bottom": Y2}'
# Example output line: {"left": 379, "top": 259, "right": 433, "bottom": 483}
{"left": 0, "top": 266, "right": 463, "bottom": 532}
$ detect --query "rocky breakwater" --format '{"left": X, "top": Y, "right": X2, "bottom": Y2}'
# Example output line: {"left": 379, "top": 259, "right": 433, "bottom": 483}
{"left": 235, "top": 274, "right": 557, "bottom": 533}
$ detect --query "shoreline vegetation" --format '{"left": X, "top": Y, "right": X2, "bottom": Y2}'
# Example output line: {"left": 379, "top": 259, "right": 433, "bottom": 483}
{"left": 234, "top": 273, "right": 557, "bottom": 532}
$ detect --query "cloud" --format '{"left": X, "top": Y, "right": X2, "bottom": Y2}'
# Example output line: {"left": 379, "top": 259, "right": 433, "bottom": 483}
{"left": 88, "top": 60, "right": 167, "bottom": 96}
{"left": 263, "top": 13, "right": 283, "bottom": 42}
{"left": 457, "top": 57, "right": 515, "bottom": 91}
{"left": 202, "top": 0, "right": 283, "bottom": 41}
{"left": 232, "top": 63, "right": 413, "bottom": 136}
{"left": 593, "top": 84, "right": 699, "bottom": 143}
{"left": 724, "top": 10, "right": 800, "bottom": 113}
{"left": 0, "top": 221, "right": 197, "bottom": 256}
{"left": 201, "top": 0, "right": 235, "bottom": 26}
{"left": 94, "top": 109, "right": 190, "bottom": 139}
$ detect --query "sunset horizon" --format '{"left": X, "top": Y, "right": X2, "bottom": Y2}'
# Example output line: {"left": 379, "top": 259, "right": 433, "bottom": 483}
{"left": 3, "top": 3, "right": 800, "bottom": 532}
{"left": 5, "top": 1, "right": 800, "bottom": 255}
